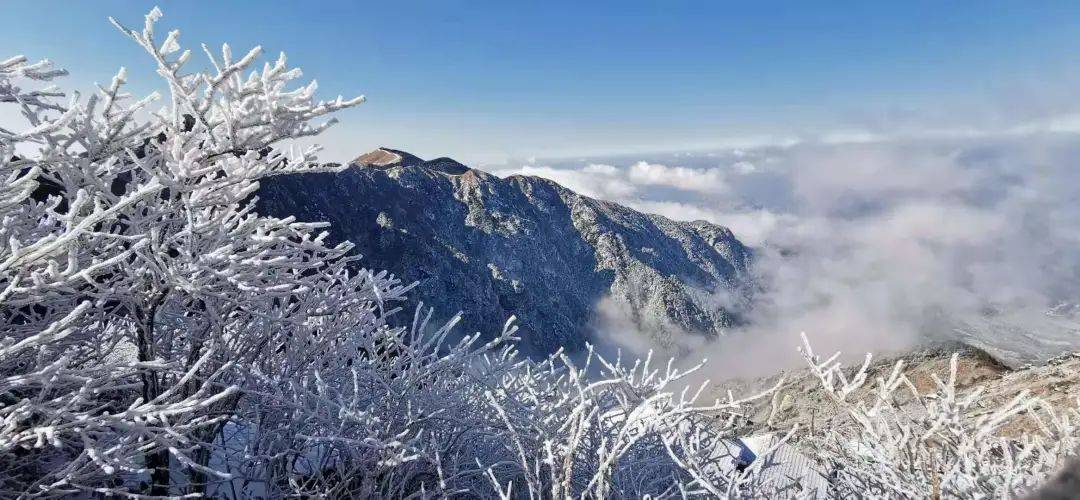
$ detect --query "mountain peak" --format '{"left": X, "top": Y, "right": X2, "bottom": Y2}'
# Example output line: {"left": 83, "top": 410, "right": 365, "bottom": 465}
{"left": 351, "top": 147, "right": 470, "bottom": 175}
{"left": 423, "top": 156, "right": 470, "bottom": 175}
{"left": 351, "top": 147, "right": 423, "bottom": 169}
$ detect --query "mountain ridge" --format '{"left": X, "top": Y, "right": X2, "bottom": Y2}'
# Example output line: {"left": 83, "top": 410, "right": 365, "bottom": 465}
{"left": 257, "top": 148, "right": 755, "bottom": 355}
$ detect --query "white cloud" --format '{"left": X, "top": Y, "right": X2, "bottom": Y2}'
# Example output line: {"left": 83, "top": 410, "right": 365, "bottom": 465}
{"left": 499, "top": 133, "right": 1080, "bottom": 376}
{"left": 731, "top": 161, "right": 757, "bottom": 174}
{"left": 582, "top": 163, "right": 618, "bottom": 175}
{"left": 626, "top": 161, "right": 729, "bottom": 194}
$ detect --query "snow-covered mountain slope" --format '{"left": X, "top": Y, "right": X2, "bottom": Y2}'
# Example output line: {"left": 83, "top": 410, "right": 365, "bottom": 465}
{"left": 257, "top": 148, "right": 754, "bottom": 355}
{"left": 727, "top": 343, "right": 1079, "bottom": 438}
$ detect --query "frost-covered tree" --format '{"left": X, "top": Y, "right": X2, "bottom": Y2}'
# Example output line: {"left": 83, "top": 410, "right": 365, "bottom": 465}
{"left": 1, "top": 51, "right": 242, "bottom": 497}
{"left": 0, "top": 7, "right": 403, "bottom": 496}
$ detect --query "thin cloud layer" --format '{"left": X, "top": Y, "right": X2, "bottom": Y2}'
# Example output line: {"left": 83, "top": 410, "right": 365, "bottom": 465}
{"left": 495, "top": 133, "right": 1080, "bottom": 377}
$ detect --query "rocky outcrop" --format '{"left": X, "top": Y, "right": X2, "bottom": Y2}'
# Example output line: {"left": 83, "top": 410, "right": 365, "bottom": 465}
{"left": 257, "top": 148, "right": 754, "bottom": 355}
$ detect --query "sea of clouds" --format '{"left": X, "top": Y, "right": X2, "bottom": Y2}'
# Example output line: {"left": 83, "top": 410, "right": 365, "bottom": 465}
{"left": 494, "top": 132, "right": 1080, "bottom": 377}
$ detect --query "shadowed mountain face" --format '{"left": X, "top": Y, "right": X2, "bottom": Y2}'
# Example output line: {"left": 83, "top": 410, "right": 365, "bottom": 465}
{"left": 257, "top": 148, "right": 754, "bottom": 355}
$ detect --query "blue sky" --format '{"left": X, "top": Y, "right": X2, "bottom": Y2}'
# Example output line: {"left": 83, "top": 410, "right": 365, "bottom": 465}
{"left": 5, "top": 1, "right": 1080, "bottom": 164}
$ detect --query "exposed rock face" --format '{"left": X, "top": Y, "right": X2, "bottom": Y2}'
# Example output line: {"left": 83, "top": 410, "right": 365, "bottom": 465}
{"left": 257, "top": 148, "right": 754, "bottom": 355}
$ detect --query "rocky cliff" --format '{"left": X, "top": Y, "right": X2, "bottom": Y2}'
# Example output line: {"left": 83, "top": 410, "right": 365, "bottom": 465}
{"left": 257, "top": 148, "right": 754, "bottom": 355}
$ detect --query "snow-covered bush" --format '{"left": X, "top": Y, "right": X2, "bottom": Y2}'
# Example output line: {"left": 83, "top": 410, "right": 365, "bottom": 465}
{"left": 799, "top": 334, "right": 1080, "bottom": 499}
{"left": 0, "top": 7, "right": 403, "bottom": 496}
{"left": 475, "top": 347, "right": 790, "bottom": 499}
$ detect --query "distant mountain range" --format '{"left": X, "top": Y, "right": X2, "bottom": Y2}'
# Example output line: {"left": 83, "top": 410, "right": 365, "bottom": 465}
{"left": 257, "top": 148, "right": 754, "bottom": 355}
